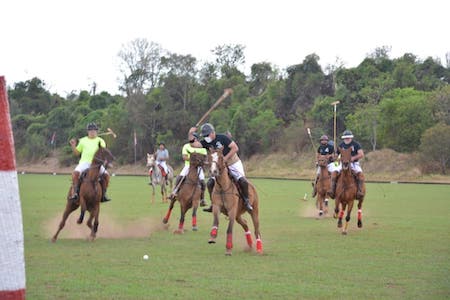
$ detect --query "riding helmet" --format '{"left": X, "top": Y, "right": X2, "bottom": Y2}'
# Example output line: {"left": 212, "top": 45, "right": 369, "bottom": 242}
{"left": 341, "top": 130, "right": 354, "bottom": 139}
{"left": 200, "top": 123, "right": 215, "bottom": 137}
{"left": 319, "top": 135, "right": 329, "bottom": 141}
{"left": 87, "top": 122, "right": 98, "bottom": 131}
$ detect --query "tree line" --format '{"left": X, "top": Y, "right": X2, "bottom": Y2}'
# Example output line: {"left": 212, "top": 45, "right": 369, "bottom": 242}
{"left": 8, "top": 40, "right": 450, "bottom": 174}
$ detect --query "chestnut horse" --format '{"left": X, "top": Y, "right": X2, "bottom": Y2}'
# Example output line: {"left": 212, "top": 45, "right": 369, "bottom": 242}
{"left": 162, "top": 152, "right": 206, "bottom": 233}
{"left": 52, "top": 145, "right": 114, "bottom": 242}
{"left": 333, "top": 147, "right": 364, "bottom": 234}
{"left": 146, "top": 153, "right": 174, "bottom": 203}
{"left": 208, "top": 149, "right": 262, "bottom": 255}
{"left": 315, "top": 155, "right": 331, "bottom": 217}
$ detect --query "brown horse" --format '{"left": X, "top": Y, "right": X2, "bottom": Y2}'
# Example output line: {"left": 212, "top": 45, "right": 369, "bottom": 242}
{"left": 52, "top": 145, "right": 114, "bottom": 242}
{"left": 146, "top": 153, "right": 174, "bottom": 203}
{"left": 315, "top": 155, "right": 331, "bottom": 217}
{"left": 333, "top": 147, "right": 364, "bottom": 234}
{"left": 207, "top": 149, "right": 262, "bottom": 255}
{"left": 162, "top": 152, "right": 206, "bottom": 234}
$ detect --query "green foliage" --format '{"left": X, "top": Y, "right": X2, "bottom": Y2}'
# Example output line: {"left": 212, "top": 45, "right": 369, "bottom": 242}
{"left": 419, "top": 123, "right": 450, "bottom": 174}
{"left": 7, "top": 42, "right": 450, "bottom": 166}
{"left": 378, "top": 88, "right": 435, "bottom": 152}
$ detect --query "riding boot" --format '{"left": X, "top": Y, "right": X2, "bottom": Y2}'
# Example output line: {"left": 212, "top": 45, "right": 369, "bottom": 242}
{"left": 312, "top": 174, "right": 319, "bottom": 197}
{"left": 203, "top": 178, "right": 215, "bottom": 212}
{"left": 199, "top": 180, "right": 206, "bottom": 207}
{"left": 165, "top": 174, "right": 169, "bottom": 185}
{"left": 100, "top": 173, "right": 111, "bottom": 202}
{"left": 356, "top": 172, "right": 365, "bottom": 200}
{"left": 69, "top": 171, "right": 80, "bottom": 202}
{"left": 238, "top": 177, "right": 253, "bottom": 212}
{"left": 328, "top": 171, "right": 338, "bottom": 199}
{"left": 169, "top": 175, "right": 184, "bottom": 200}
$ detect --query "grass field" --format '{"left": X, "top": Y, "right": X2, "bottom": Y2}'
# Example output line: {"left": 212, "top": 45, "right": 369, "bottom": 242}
{"left": 18, "top": 174, "right": 450, "bottom": 299}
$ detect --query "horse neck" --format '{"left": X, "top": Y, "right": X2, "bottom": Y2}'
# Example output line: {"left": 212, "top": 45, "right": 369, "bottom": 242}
{"left": 87, "top": 162, "right": 101, "bottom": 181}
{"left": 319, "top": 165, "right": 329, "bottom": 178}
{"left": 340, "top": 167, "right": 353, "bottom": 183}
{"left": 187, "top": 165, "right": 200, "bottom": 181}
{"left": 215, "top": 165, "right": 233, "bottom": 189}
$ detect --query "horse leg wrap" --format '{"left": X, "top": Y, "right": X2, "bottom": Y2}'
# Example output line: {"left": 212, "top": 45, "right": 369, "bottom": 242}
{"left": 192, "top": 216, "right": 197, "bottom": 227}
{"left": 256, "top": 238, "right": 263, "bottom": 253}
{"left": 163, "top": 208, "right": 172, "bottom": 224}
{"left": 178, "top": 221, "right": 184, "bottom": 230}
{"left": 226, "top": 233, "right": 233, "bottom": 250}
{"left": 210, "top": 226, "right": 218, "bottom": 238}
{"left": 245, "top": 231, "right": 253, "bottom": 247}
{"left": 339, "top": 211, "right": 344, "bottom": 219}
{"left": 358, "top": 209, "right": 362, "bottom": 220}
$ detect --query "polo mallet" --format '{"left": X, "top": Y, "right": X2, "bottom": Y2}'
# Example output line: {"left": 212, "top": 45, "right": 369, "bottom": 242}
{"left": 98, "top": 127, "right": 117, "bottom": 138}
{"left": 195, "top": 88, "right": 233, "bottom": 127}
{"left": 330, "top": 100, "right": 340, "bottom": 153}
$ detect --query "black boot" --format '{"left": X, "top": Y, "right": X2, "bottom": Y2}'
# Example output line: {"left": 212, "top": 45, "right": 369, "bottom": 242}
{"left": 328, "top": 171, "right": 338, "bottom": 199}
{"left": 169, "top": 175, "right": 184, "bottom": 200}
{"left": 356, "top": 172, "right": 365, "bottom": 200}
{"left": 312, "top": 174, "right": 319, "bottom": 197}
{"left": 238, "top": 177, "right": 253, "bottom": 212}
{"left": 199, "top": 180, "right": 206, "bottom": 206}
{"left": 100, "top": 173, "right": 111, "bottom": 202}
{"left": 69, "top": 172, "right": 80, "bottom": 202}
{"left": 203, "top": 178, "right": 215, "bottom": 212}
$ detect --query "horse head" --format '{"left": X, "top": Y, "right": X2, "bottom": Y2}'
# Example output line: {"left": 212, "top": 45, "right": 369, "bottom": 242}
{"left": 318, "top": 155, "right": 328, "bottom": 167}
{"left": 209, "top": 149, "right": 225, "bottom": 177}
{"left": 190, "top": 152, "right": 206, "bottom": 168}
{"left": 146, "top": 153, "right": 155, "bottom": 167}
{"left": 93, "top": 143, "right": 114, "bottom": 169}
{"left": 339, "top": 147, "right": 352, "bottom": 170}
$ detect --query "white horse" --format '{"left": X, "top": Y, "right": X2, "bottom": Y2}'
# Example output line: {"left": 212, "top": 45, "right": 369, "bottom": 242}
{"left": 146, "top": 153, "right": 174, "bottom": 203}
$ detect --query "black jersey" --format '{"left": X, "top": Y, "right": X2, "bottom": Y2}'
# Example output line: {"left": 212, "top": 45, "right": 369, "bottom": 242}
{"left": 200, "top": 134, "right": 233, "bottom": 156}
{"left": 317, "top": 143, "right": 334, "bottom": 163}
{"left": 337, "top": 140, "right": 362, "bottom": 161}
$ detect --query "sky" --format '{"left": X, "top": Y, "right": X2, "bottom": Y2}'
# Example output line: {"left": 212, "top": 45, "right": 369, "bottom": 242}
{"left": 1, "top": 0, "right": 449, "bottom": 96}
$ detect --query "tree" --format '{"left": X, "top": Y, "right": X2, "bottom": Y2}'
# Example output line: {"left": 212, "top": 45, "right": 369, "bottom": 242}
{"left": 419, "top": 123, "right": 450, "bottom": 174}
{"left": 346, "top": 102, "right": 380, "bottom": 151}
{"left": 378, "top": 88, "right": 435, "bottom": 152}
{"left": 430, "top": 85, "right": 450, "bottom": 125}
{"left": 211, "top": 44, "right": 246, "bottom": 78}
{"left": 118, "top": 38, "right": 164, "bottom": 96}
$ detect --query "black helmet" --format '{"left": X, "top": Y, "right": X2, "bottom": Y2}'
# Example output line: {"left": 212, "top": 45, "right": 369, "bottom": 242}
{"left": 200, "top": 123, "right": 215, "bottom": 137}
{"left": 319, "top": 135, "right": 329, "bottom": 141}
{"left": 159, "top": 142, "right": 165, "bottom": 146}
{"left": 341, "top": 130, "right": 354, "bottom": 139}
{"left": 87, "top": 122, "right": 98, "bottom": 131}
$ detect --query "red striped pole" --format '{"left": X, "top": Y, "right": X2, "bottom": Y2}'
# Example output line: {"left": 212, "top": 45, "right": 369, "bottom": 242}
{"left": 0, "top": 76, "right": 26, "bottom": 299}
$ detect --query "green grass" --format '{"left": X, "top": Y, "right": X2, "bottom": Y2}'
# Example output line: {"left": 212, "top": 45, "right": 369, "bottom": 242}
{"left": 19, "top": 174, "right": 450, "bottom": 299}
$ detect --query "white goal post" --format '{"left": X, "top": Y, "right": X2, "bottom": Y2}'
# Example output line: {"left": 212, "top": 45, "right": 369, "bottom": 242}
{"left": 0, "top": 76, "right": 26, "bottom": 299}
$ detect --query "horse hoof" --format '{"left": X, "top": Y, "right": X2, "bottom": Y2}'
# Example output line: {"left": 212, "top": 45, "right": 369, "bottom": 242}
{"left": 77, "top": 220, "right": 82, "bottom": 224}
{"left": 51, "top": 237, "right": 56, "bottom": 243}
{"left": 208, "top": 239, "right": 216, "bottom": 244}
{"left": 357, "top": 221, "right": 363, "bottom": 228}
{"left": 337, "top": 221, "right": 343, "bottom": 228}
{"left": 162, "top": 218, "right": 168, "bottom": 224}
{"left": 342, "top": 231, "right": 347, "bottom": 235}
{"left": 173, "top": 229, "right": 184, "bottom": 234}
{"left": 225, "top": 251, "right": 232, "bottom": 256}
{"left": 192, "top": 226, "right": 198, "bottom": 231}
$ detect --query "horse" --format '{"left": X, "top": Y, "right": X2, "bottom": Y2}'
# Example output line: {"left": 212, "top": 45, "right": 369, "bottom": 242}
{"left": 52, "top": 144, "right": 114, "bottom": 242}
{"left": 333, "top": 147, "right": 364, "bottom": 234}
{"left": 207, "top": 149, "right": 262, "bottom": 255}
{"left": 146, "top": 153, "right": 174, "bottom": 203}
{"left": 162, "top": 152, "right": 207, "bottom": 233}
{"left": 315, "top": 155, "right": 331, "bottom": 217}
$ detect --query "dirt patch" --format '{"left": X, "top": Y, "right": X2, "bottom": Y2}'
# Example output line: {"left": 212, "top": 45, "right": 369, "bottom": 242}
{"left": 45, "top": 212, "right": 167, "bottom": 240}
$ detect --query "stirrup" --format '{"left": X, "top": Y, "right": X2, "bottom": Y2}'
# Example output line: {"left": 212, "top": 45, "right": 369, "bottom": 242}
{"left": 69, "top": 193, "right": 78, "bottom": 202}
{"left": 243, "top": 199, "right": 253, "bottom": 212}
{"left": 200, "top": 199, "right": 207, "bottom": 207}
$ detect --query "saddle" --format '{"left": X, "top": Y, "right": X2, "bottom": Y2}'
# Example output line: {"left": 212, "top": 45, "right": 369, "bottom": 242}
{"left": 149, "top": 165, "right": 167, "bottom": 177}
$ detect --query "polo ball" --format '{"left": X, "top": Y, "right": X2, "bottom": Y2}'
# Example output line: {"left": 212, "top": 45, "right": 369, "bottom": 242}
{"left": 143, "top": 254, "right": 149, "bottom": 260}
